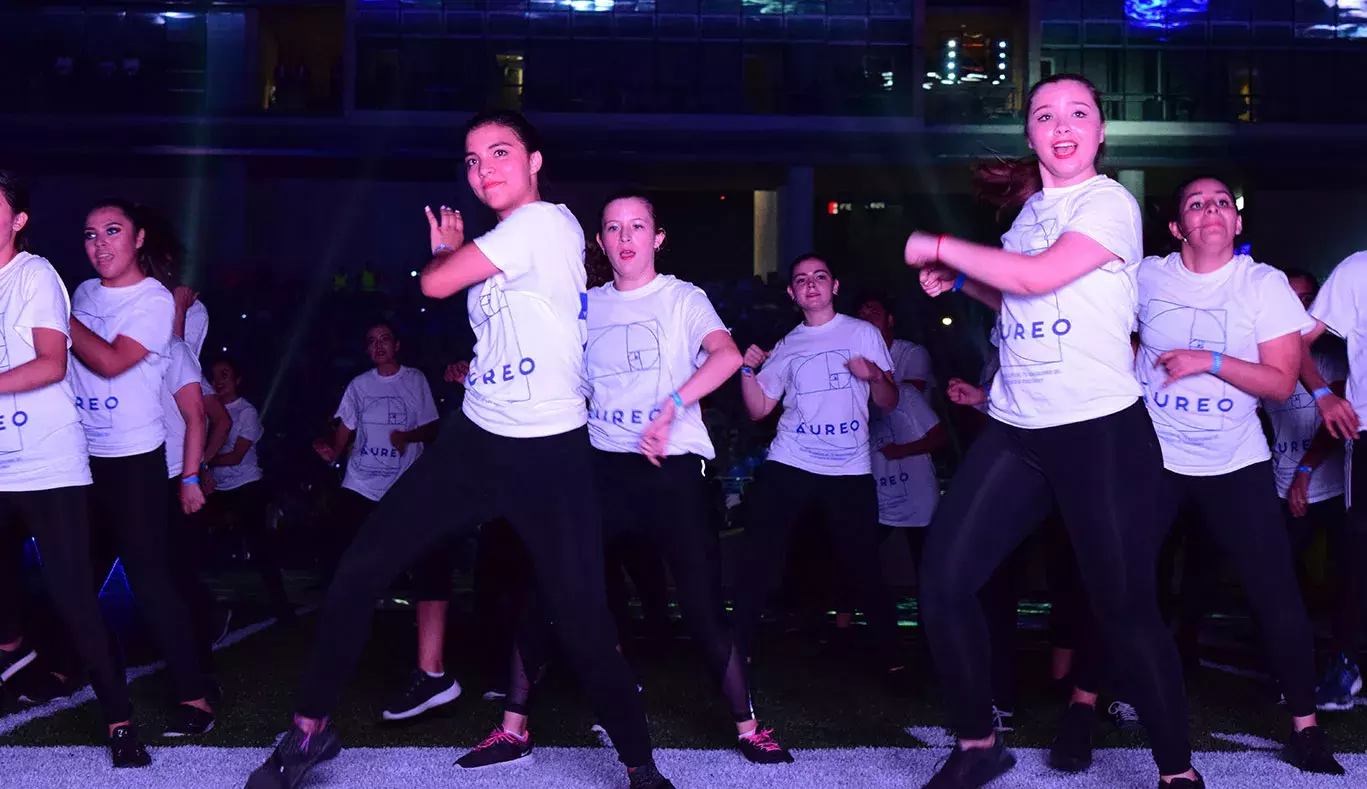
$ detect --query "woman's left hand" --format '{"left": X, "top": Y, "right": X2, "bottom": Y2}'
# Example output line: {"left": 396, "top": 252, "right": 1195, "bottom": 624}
{"left": 180, "top": 480, "right": 206, "bottom": 515}
{"left": 845, "top": 356, "right": 884, "bottom": 383}
{"left": 904, "top": 231, "right": 942, "bottom": 269}
{"left": 1287, "top": 470, "right": 1312, "bottom": 518}
{"left": 639, "top": 399, "right": 676, "bottom": 467}
{"left": 1155, "top": 349, "right": 1216, "bottom": 387}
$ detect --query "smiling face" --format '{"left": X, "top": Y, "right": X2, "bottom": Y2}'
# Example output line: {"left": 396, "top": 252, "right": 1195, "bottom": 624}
{"left": 464, "top": 122, "right": 542, "bottom": 218}
{"left": 83, "top": 205, "right": 146, "bottom": 284}
{"left": 598, "top": 197, "right": 665, "bottom": 283}
{"left": 210, "top": 361, "right": 240, "bottom": 401}
{"left": 788, "top": 257, "right": 837, "bottom": 313}
{"left": 1026, "top": 78, "right": 1104, "bottom": 189}
{"left": 1170, "top": 177, "right": 1241, "bottom": 252}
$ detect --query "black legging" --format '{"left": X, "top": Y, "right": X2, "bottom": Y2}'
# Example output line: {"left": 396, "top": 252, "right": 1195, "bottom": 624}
{"left": 295, "top": 412, "right": 653, "bottom": 769}
{"left": 167, "top": 479, "right": 218, "bottom": 672}
{"left": 208, "top": 481, "right": 290, "bottom": 616}
{"left": 732, "top": 460, "right": 902, "bottom": 671}
{"left": 920, "top": 401, "right": 1191, "bottom": 776}
{"left": 1286, "top": 494, "right": 1363, "bottom": 661}
{"left": 0, "top": 486, "right": 134, "bottom": 724}
{"left": 90, "top": 449, "right": 206, "bottom": 704}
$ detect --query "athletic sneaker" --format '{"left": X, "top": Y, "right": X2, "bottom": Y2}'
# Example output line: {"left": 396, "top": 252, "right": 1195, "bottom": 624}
{"left": 164, "top": 704, "right": 215, "bottom": 737}
{"left": 921, "top": 739, "right": 1016, "bottom": 789}
{"left": 15, "top": 671, "right": 75, "bottom": 704}
{"left": 0, "top": 646, "right": 37, "bottom": 684}
{"left": 990, "top": 705, "right": 1014, "bottom": 733}
{"left": 1108, "top": 700, "right": 1142, "bottom": 733}
{"left": 1281, "top": 725, "right": 1345, "bottom": 775}
{"left": 109, "top": 724, "right": 151, "bottom": 768}
{"left": 1315, "top": 653, "right": 1362, "bottom": 711}
{"left": 455, "top": 726, "right": 533, "bottom": 769}
{"left": 245, "top": 723, "right": 342, "bottom": 789}
{"left": 1049, "top": 703, "right": 1094, "bottom": 773}
{"left": 627, "top": 761, "right": 676, "bottom": 789}
{"left": 738, "top": 727, "right": 794, "bottom": 764}
{"left": 381, "top": 669, "right": 462, "bottom": 721}
{"left": 481, "top": 687, "right": 508, "bottom": 702}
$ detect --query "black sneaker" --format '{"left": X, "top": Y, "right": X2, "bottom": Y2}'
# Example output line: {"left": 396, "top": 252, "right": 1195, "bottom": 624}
{"left": 382, "top": 669, "right": 462, "bottom": 721}
{"left": 1108, "top": 700, "right": 1143, "bottom": 734}
{"left": 1049, "top": 703, "right": 1094, "bottom": 773}
{"left": 109, "top": 724, "right": 151, "bottom": 768}
{"left": 921, "top": 739, "right": 1016, "bottom": 789}
{"left": 1281, "top": 726, "right": 1345, "bottom": 775}
{"left": 0, "top": 646, "right": 37, "bottom": 684}
{"left": 163, "top": 704, "right": 215, "bottom": 737}
{"left": 244, "top": 723, "right": 342, "bottom": 789}
{"left": 1160, "top": 773, "right": 1205, "bottom": 789}
{"left": 628, "top": 761, "right": 676, "bottom": 789}
{"left": 481, "top": 687, "right": 508, "bottom": 702}
{"left": 15, "top": 671, "right": 75, "bottom": 704}
{"left": 455, "top": 726, "right": 533, "bottom": 769}
{"left": 738, "top": 727, "right": 794, "bottom": 764}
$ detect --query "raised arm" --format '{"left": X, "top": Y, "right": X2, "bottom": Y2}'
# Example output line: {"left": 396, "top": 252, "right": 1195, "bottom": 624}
{"left": 420, "top": 206, "right": 500, "bottom": 299}
{"left": 907, "top": 231, "right": 1124, "bottom": 297}
{"left": 740, "top": 345, "right": 779, "bottom": 421}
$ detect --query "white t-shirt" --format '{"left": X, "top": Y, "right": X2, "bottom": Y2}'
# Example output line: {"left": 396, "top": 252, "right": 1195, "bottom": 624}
{"left": 1263, "top": 348, "right": 1348, "bottom": 503}
{"left": 464, "top": 201, "right": 588, "bottom": 438}
{"left": 991, "top": 175, "right": 1144, "bottom": 429}
{"left": 1309, "top": 251, "right": 1367, "bottom": 435}
{"left": 871, "top": 382, "right": 941, "bottom": 527}
{"left": 586, "top": 274, "right": 726, "bottom": 459}
{"left": 890, "top": 338, "right": 935, "bottom": 391}
{"left": 185, "top": 300, "right": 209, "bottom": 358}
{"left": 162, "top": 338, "right": 213, "bottom": 479}
{"left": 757, "top": 313, "right": 895, "bottom": 476}
{"left": 336, "top": 366, "right": 439, "bottom": 502}
{"left": 0, "top": 253, "right": 91, "bottom": 492}
{"left": 69, "top": 276, "right": 174, "bottom": 458}
{"left": 212, "top": 397, "right": 264, "bottom": 491}
{"left": 1136, "top": 253, "right": 1313, "bottom": 476}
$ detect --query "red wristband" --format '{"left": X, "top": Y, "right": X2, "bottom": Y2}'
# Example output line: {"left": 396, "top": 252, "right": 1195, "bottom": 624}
{"left": 936, "top": 234, "right": 945, "bottom": 261}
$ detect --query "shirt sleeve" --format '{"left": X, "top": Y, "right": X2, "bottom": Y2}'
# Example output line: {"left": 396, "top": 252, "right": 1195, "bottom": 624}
{"left": 1062, "top": 183, "right": 1144, "bottom": 272}
{"left": 682, "top": 286, "right": 728, "bottom": 354}
{"left": 185, "top": 301, "right": 209, "bottom": 358}
{"left": 1310, "top": 252, "right": 1367, "bottom": 341}
{"left": 120, "top": 291, "right": 174, "bottom": 357}
{"left": 473, "top": 203, "right": 558, "bottom": 281}
{"left": 335, "top": 381, "right": 360, "bottom": 430}
{"left": 169, "top": 343, "right": 202, "bottom": 392}
{"left": 899, "top": 387, "right": 941, "bottom": 440}
{"left": 17, "top": 262, "right": 72, "bottom": 341}
{"left": 1255, "top": 269, "right": 1316, "bottom": 344}
{"left": 865, "top": 325, "right": 895, "bottom": 374}
{"left": 755, "top": 339, "right": 788, "bottom": 401}
{"left": 899, "top": 344, "right": 933, "bottom": 385}
{"left": 413, "top": 371, "right": 440, "bottom": 426}
{"left": 237, "top": 404, "right": 265, "bottom": 443}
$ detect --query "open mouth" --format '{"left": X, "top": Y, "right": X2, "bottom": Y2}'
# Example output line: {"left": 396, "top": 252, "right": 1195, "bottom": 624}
{"left": 618, "top": 249, "right": 636, "bottom": 261}
{"left": 1052, "top": 142, "right": 1078, "bottom": 159}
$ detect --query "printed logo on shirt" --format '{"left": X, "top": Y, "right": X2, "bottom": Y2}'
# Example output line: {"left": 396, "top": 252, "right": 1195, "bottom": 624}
{"left": 1140, "top": 300, "right": 1235, "bottom": 433}
{"left": 70, "top": 310, "right": 119, "bottom": 430}
{"left": 0, "top": 319, "right": 29, "bottom": 454}
{"left": 587, "top": 319, "right": 670, "bottom": 435}
{"left": 997, "top": 302, "right": 1073, "bottom": 368}
{"left": 353, "top": 395, "right": 409, "bottom": 475}
{"left": 467, "top": 280, "right": 536, "bottom": 402}
{"left": 789, "top": 349, "right": 864, "bottom": 449}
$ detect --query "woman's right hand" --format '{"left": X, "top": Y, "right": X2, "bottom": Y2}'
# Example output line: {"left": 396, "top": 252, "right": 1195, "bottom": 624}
{"left": 742, "top": 345, "right": 769, "bottom": 371}
{"left": 1316, "top": 393, "right": 1361, "bottom": 440}
{"left": 173, "top": 285, "right": 198, "bottom": 319}
{"left": 425, "top": 205, "right": 464, "bottom": 254}
{"left": 946, "top": 377, "right": 988, "bottom": 407}
{"left": 180, "top": 480, "right": 206, "bottom": 514}
{"left": 444, "top": 360, "right": 471, "bottom": 385}
{"left": 920, "top": 265, "right": 958, "bottom": 299}
{"left": 313, "top": 438, "right": 336, "bottom": 463}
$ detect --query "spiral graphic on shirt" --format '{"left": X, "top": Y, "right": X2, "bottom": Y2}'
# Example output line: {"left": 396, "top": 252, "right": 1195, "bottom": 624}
{"left": 790, "top": 349, "right": 862, "bottom": 453}
{"left": 0, "top": 315, "right": 23, "bottom": 454}
{"left": 353, "top": 394, "right": 409, "bottom": 477}
{"left": 467, "top": 280, "right": 532, "bottom": 403}
{"left": 869, "top": 414, "right": 908, "bottom": 500}
{"left": 586, "top": 320, "right": 665, "bottom": 435}
{"left": 1140, "top": 299, "right": 1232, "bottom": 433}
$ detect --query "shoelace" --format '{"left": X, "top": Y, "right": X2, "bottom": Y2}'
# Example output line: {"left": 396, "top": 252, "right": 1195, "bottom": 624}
{"left": 474, "top": 727, "right": 524, "bottom": 751}
{"left": 1108, "top": 701, "right": 1140, "bottom": 724}
{"left": 744, "top": 729, "right": 783, "bottom": 752}
{"left": 991, "top": 706, "right": 1014, "bottom": 731}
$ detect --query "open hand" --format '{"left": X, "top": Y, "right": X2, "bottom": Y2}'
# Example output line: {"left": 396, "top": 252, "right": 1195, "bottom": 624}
{"left": 425, "top": 205, "right": 464, "bottom": 254}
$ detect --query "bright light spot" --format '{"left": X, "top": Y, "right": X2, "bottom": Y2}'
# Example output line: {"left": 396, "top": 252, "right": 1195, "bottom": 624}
{"left": 947, "top": 63, "right": 956, "bottom": 71}
{"left": 420, "top": 307, "right": 426, "bottom": 313}
{"left": 999, "top": 52, "right": 1007, "bottom": 59}
{"left": 410, "top": 270, "right": 418, "bottom": 278}
{"left": 922, "top": 81, "right": 934, "bottom": 90}
{"left": 720, "top": 195, "right": 726, "bottom": 201}
{"left": 941, "top": 317, "right": 953, "bottom": 326}
{"left": 221, "top": 346, "right": 228, "bottom": 352}
{"left": 992, "top": 80, "right": 1001, "bottom": 85}
{"left": 998, "top": 40, "right": 1007, "bottom": 48}
{"left": 240, "top": 313, "right": 247, "bottom": 319}
{"left": 948, "top": 39, "right": 957, "bottom": 48}
{"left": 947, "top": 51, "right": 956, "bottom": 60}
{"left": 998, "top": 62, "right": 1007, "bottom": 70}
{"left": 1235, "top": 195, "right": 1245, "bottom": 211}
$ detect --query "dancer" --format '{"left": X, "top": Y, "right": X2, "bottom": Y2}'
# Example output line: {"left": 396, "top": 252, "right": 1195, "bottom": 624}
{"left": 456, "top": 191, "right": 791, "bottom": 768}
{"left": 207, "top": 358, "right": 291, "bottom": 619}
{"left": 311, "top": 321, "right": 451, "bottom": 720}
{"left": 731, "top": 254, "right": 906, "bottom": 690}
{"left": 1054, "top": 175, "right": 1343, "bottom": 775}
{"left": 69, "top": 198, "right": 214, "bottom": 738}
{"left": 1298, "top": 251, "right": 1367, "bottom": 712}
{"left": 904, "top": 74, "right": 1197, "bottom": 788}
{"left": 244, "top": 109, "right": 672, "bottom": 789}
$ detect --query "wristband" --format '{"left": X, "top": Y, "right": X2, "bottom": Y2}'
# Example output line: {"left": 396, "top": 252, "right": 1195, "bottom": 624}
{"left": 433, "top": 244, "right": 454, "bottom": 254}
{"left": 936, "top": 234, "right": 946, "bottom": 261}
{"left": 952, "top": 272, "right": 967, "bottom": 293}
{"left": 669, "top": 391, "right": 685, "bottom": 409}
{"left": 1210, "top": 351, "right": 1223, "bottom": 374}
{"left": 181, "top": 475, "right": 200, "bottom": 485}
{"left": 1296, "top": 465, "right": 1314, "bottom": 475}
{"left": 740, "top": 366, "right": 754, "bottom": 375}
{"left": 1313, "top": 387, "right": 1333, "bottom": 401}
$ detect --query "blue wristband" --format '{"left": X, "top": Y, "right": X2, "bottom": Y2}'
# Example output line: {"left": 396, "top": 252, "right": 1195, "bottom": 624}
{"left": 1297, "top": 465, "right": 1314, "bottom": 474}
{"left": 1313, "top": 387, "right": 1333, "bottom": 401}
{"left": 1210, "top": 351, "right": 1223, "bottom": 374}
{"left": 740, "top": 366, "right": 754, "bottom": 375}
{"left": 670, "top": 391, "right": 685, "bottom": 409}
{"left": 181, "top": 475, "right": 200, "bottom": 485}
{"left": 952, "top": 272, "right": 967, "bottom": 292}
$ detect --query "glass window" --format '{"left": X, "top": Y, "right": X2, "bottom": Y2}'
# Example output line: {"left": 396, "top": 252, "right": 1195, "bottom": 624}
{"left": 1042, "top": 22, "right": 1080, "bottom": 45}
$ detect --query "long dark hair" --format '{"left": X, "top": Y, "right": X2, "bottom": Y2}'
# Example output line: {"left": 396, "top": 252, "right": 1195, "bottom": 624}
{"left": 463, "top": 109, "right": 542, "bottom": 154}
{"left": 0, "top": 170, "right": 31, "bottom": 253}
{"left": 86, "top": 199, "right": 184, "bottom": 284}
{"left": 972, "top": 73, "right": 1106, "bottom": 216}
